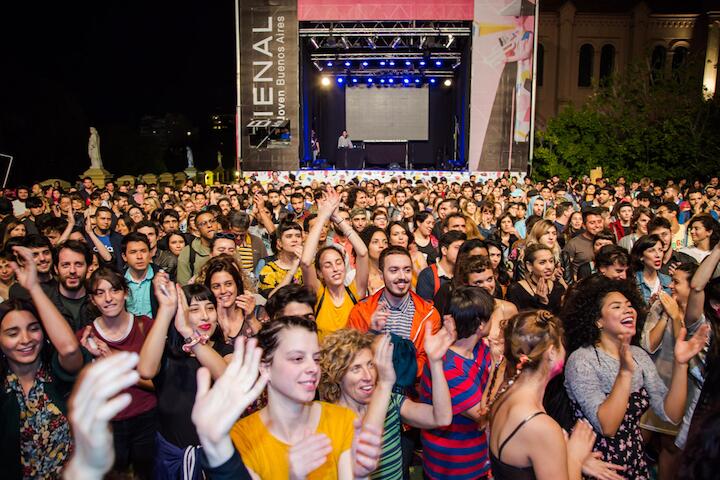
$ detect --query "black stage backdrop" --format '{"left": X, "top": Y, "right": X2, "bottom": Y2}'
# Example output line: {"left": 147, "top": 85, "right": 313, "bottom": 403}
{"left": 239, "top": 0, "right": 299, "bottom": 171}
{"left": 300, "top": 40, "right": 471, "bottom": 170}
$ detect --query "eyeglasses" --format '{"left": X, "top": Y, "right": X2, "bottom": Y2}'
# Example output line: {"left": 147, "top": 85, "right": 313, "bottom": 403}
{"left": 197, "top": 220, "right": 214, "bottom": 228}
{"left": 215, "top": 231, "right": 237, "bottom": 240}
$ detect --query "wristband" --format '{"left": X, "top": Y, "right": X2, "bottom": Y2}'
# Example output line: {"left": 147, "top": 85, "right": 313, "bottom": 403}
{"left": 182, "top": 334, "right": 210, "bottom": 353}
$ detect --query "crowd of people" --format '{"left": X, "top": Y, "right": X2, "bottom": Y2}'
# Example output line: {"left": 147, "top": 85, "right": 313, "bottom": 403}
{"left": 1, "top": 171, "right": 720, "bottom": 479}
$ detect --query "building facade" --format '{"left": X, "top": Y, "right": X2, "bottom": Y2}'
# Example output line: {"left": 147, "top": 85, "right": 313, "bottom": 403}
{"left": 536, "top": 0, "right": 719, "bottom": 127}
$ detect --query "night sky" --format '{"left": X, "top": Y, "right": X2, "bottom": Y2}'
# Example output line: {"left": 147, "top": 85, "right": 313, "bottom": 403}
{"left": 0, "top": 1, "right": 235, "bottom": 185}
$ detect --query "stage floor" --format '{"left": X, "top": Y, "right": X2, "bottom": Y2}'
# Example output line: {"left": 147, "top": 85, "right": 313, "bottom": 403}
{"left": 243, "top": 169, "right": 519, "bottom": 185}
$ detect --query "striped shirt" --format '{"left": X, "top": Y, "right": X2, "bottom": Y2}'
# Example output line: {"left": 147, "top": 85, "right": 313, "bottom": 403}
{"left": 236, "top": 234, "right": 254, "bottom": 273}
{"left": 419, "top": 342, "right": 492, "bottom": 479}
{"left": 371, "top": 393, "right": 405, "bottom": 480}
{"left": 380, "top": 291, "right": 415, "bottom": 339}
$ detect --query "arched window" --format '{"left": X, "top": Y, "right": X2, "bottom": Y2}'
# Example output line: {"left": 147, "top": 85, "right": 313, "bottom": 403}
{"left": 599, "top": 44, "right": 615, "bottom": 81}
{"left": 578, "top": 44, "right": 594, "bottom": 87}
{"left": 537, "top": 43, "right": 544, "bottom": 87}
{"left": 672, "top": 46, "right": 688, "bottom": 71}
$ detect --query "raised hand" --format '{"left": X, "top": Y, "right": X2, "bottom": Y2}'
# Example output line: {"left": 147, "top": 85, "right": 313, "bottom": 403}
{"left": 288, "top": 432, "right": 332, "bottom": 480}
{"left": 192, "top": 337, "right": 268, "bottom": 467}
{"left": 373, "top": 334, "right": 396, "bottom": 385}
{"left": 9, "top": 246, "right": 38, "bottom": 290}
{"left": 66, "top": 352, "right": 140, "bottom": 479}
{"left": 618, "top": 334, "right": 635, "bottom": 375}
{"left": 174, "top": 283, "right": 194, "bottom": 339}
{"left": 153, "top": 270, "right": 177, "bottom": 309}
{"left": 236, "top": 293, "right": 256, "bottom": 317}
{"left": 534, "top": 277, "right": 549, "bottom": 304}
{"left": 425, "top": 316, "right": 456, "bottom": 363}
{"left": 658, "top": 291, "right": 683, "bottom": 324}
{"left": 674, "top": 323, "right": 711, "bottom": 365}
{"left": 567, "top": 420, "right": 596, "bottom": 471}
{"left": 370, "top": 303, "right": 390, "bottom": 332}
{"left": 318, "top": 186, "right": 341, "bottom": 219}
{"left": 351, "top": 419, "right": 383, "bottom": 478}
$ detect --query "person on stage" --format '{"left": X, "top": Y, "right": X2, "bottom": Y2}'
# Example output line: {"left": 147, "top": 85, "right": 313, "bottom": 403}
{"left": 337, "top": 130, "right": 353, "bottom": 149}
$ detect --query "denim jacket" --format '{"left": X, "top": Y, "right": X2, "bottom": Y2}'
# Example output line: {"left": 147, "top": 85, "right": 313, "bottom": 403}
{"left": 635, "top": 270, "right": 672, "bottom": 304}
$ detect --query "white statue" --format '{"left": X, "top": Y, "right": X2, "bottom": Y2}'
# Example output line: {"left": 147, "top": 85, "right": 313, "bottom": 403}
{"left": 88, "top": 127, "right": 103, "bottom": 169}
{"left": 217, "top": 151, "right": 223, "bottom": 168}
{"left": 186, "top": 146, "right": 195, "bottom": 168}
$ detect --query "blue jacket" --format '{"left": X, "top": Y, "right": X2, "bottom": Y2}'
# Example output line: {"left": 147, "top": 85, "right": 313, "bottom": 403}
{"left": 635, "top": 270, "right": 672, "bottom": 304}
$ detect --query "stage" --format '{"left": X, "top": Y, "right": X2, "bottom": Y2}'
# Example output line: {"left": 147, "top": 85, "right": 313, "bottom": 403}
{"left": 242, "top": 169, "right": 524, "bottom": 186}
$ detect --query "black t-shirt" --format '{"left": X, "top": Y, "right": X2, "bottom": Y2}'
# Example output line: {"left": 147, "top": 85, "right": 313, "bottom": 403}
{"left": 153, "top": 340, "right": 234, "bottom": 448}
{"left": 58, "top": 295, "right": 84, "bottom": 326}
{"left": 506, "top": 281, "right": 565, "bottom": 315}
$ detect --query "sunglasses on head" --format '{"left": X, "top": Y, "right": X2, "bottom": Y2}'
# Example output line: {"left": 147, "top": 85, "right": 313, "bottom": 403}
{"left": 215, "top": 232, "right": 237, "bottom": 240}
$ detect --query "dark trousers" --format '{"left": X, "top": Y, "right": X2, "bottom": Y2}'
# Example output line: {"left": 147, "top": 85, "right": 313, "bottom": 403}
{"left": 111, "top": 408, "right": 158, "bottom": 479}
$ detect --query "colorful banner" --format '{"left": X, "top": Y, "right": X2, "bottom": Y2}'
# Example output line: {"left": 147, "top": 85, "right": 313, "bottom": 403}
{"left": 298, "top": 0, "right": 474, "bottom": 20}
{"left": 239, "top": 0, "right": 300, "bottom": 171}
{"left": 469, "top": 0, "right": 536, "bottom": 171}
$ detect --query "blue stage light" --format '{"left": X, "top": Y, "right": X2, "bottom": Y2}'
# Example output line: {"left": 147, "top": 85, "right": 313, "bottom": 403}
{"left": 430, "top": 78, "right": 436, "bottom": 84}
{"left": 414, "top": 78, "right": 420, "bottom": 83}
{"left": 380, "top": 61, "right": 386, "bottom": 66}
{"left": 337, "top": 77, "right": 344, "bottom": 84}
{"left": 362, "top": 61, "right": 369, "bottom": 67}
{"left": 403, "top": 78, "right": 409, "bottom": 84}
{"left": 367, "top": 78, "right": 373, "bottom": 83}
{"left": 389, "top": 61, "right": 395, "bottom": 66}
{"left": 327, "top": 61, "right": 334, "bottom": 67}
{"left": 352, "top": 78, "right": 358, "bottom": 83}
{"left": 405, "top": 61, "right": 412, "bottom": 66}
{"left": 344, "top": 61, "right": 351, "bottom": 67}
{"left": 435, "top": 60, "right": 442, "bottom": 66}
{"left": 380, "top": 78, "right": 385, "bottom": 83}
{"left": 419, "top": 60, "right": 426, "bottom": 66}
{"left": 388, "top": 78, "right": 394, "bottom": 83}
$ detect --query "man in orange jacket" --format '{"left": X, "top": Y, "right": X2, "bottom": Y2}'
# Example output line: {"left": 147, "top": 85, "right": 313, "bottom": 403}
{"left": 347, "top": 246, "right": 441, "bottom": 377}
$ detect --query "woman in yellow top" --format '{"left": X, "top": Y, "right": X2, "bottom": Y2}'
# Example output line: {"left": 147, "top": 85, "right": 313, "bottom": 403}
{"left": 230, "top": 316, "right": 381, "bottom": 479}
{"left": 300, "top": 186, "right": 369, "bottom": 339}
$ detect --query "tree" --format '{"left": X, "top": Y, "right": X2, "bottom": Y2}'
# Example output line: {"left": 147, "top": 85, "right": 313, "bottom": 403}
{"left": 533, "top": 57, "right": 720, "bottom": 180}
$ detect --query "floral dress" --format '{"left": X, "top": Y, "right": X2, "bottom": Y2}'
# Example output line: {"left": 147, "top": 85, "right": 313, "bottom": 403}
{"left": 5, "top": 366, "right": 72, "bottom": 479}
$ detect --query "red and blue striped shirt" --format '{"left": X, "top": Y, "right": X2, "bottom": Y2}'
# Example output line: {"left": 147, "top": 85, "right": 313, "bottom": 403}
{"left": 419, "top": 341, "right": 492, "bottom": 479}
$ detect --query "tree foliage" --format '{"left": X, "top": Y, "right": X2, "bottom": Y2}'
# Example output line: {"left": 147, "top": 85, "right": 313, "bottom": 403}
{"left": 533, "top": 58, "right": 720, "bottom": 180}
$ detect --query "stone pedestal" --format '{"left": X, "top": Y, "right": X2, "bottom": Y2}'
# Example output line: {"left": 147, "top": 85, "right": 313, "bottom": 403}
{"left": 81, "top": 167, "right": 113, "bottom": 188}
{"left": 184, "top": 167, "right": 198, "bottom": 181}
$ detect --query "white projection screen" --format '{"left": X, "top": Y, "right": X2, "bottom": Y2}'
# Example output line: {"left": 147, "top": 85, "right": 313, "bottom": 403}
{"left": 345, "top": 87, "right": 429, "bottom": 140}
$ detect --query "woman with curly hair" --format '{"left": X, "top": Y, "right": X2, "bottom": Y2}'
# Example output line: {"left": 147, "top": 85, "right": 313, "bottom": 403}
{"left": 319, "top": 328, "right": 453, "bottom": 479}
{"left": 562, "top": 275, "right": 709, "bottom": 479}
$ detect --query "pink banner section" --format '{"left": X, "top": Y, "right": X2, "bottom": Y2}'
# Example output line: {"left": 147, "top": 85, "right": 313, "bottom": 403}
{"left": 298, "top": 0, "right": 474, "bottom": 21}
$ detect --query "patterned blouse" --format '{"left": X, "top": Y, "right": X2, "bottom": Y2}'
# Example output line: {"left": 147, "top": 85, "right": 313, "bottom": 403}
{"left": 5, "top": 366, "right": 72, "bottom": 479}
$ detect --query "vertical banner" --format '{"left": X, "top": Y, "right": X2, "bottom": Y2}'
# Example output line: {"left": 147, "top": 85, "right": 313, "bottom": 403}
{"left": 239, "top": 0, "right": 299, "bottom": 171}
{"left": 469, "top": 0, "right": 535, "bottom": 172}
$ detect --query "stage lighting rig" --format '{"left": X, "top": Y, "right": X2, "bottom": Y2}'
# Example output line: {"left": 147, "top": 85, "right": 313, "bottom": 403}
{"left": 313, "top": 61, "right": 323, "bottom": 72}
{"left": 321, "top": 77, "right": 331, "bottom": 86}
{"left": 340, "top": 36, "right": 351, "bottom": 49}
{"left": 445, "top": 35, "right": 455, "bottom": 48}
{"left": 310, "top": 37, "right": 320, "bottom": 49}
{"left": 366, "top": 37, "right": 376, "bottom": 49}
{"left": 390, "top": 37, "right": 402, "bottom": 49}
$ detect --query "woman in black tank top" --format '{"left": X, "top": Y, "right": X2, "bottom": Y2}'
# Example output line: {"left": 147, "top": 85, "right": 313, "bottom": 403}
{"left": 486, "top": 310, "right": 622, "bottom": 479}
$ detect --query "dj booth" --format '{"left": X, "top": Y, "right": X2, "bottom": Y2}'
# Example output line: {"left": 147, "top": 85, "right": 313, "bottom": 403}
{"left": 334, "top": 140, "right": 409, "bottom": 170}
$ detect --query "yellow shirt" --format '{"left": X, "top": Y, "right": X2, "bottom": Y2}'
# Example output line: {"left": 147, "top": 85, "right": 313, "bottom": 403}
{"left": 314, "top": 282, "right": 359, "bottom": 341}
{"left": 231, "top": 402, "right": 355, "bottom": 479}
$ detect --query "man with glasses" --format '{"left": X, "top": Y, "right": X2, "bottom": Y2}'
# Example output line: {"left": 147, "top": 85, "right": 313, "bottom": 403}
{"left": 177, "top": 210, "right": 217, "bottom": 284}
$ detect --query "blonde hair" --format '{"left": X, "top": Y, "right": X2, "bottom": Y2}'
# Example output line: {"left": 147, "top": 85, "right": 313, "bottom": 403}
{"left": 525, "top": 219, "right": 561, "bottom": 259}
{"left": 319, "top": 329, "right": 374, "bottom": 403}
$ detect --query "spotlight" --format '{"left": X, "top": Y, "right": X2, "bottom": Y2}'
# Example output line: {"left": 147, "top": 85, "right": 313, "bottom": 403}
{"left": 390, "top": 37, "right": 401, "bottom": 49}
{"left": 419, "top": 60, "right": 426, "bottom": 66}
{"left": 310, "top": 37, "right": 320, "bottom": 49}
{"left": 326, "top": 61, "right": 334, "bottom": 67}
{"left": 362, "top": 61, "right": 369, "bottom": 67}
{"left": 368, "top": 78, "right": 373, "bottom": 83}
{"left": 337, "top": 77, "right": 345, "bottom": 84}
{"left": 352, "top": 78, "right": 358, "bottom": 83}
{"left": 380, "top": 61, "right": 386, "bottom": 66}
{"left": 435, "top": 60, "right": 442, "bottom": 67}
{"left": 388, "top": 78, "right": 394, "bottom": 84}
{"left": 444, "top": 79, "right": 452, "bottom": 87}
{"left": 445, "top": 35, "right": 455, "bottom": 48}
{"left": 321, "top": 77, "right": 331, "bottom": 86}
{"left": 405, "top": 61, "right": 412, "bottom": 66}
{"left": 380, "top": 79, "right": 385, "bottom": 84}
{"left": 344, "top": 61, "right": 351, "bottom": 67}
{"left": 430, "top": 78, "right": 436, "bottom": 84}
{"left": 414, "top": 78, "right": 420, "bottom": 84}
{"left": 366, "top": 37, "right": 376, "bottom": 49}
{"left": 313, "top": 61, "right": 323, "bottom": 72}
{"left": 340, "top": 36, "right": 351, "bottom": 49}
{"left": 389, "top": 61, "right": 395, "bottom": 66}
{"left": 403, "top": 78, "right": 410, "bottom": 84}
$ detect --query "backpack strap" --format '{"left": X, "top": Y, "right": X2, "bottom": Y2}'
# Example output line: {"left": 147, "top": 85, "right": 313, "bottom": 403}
{"left": 345, "top": 285, "right": 358, "bottom": 305}
{"left": 430, "top": 263, "right": 440, "bottom": 295}
{"left": 188, "top": 242, "right": 197, "bottom": 276}
{"left": 315, "top": 285, "right": 357, "bottom": 316}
